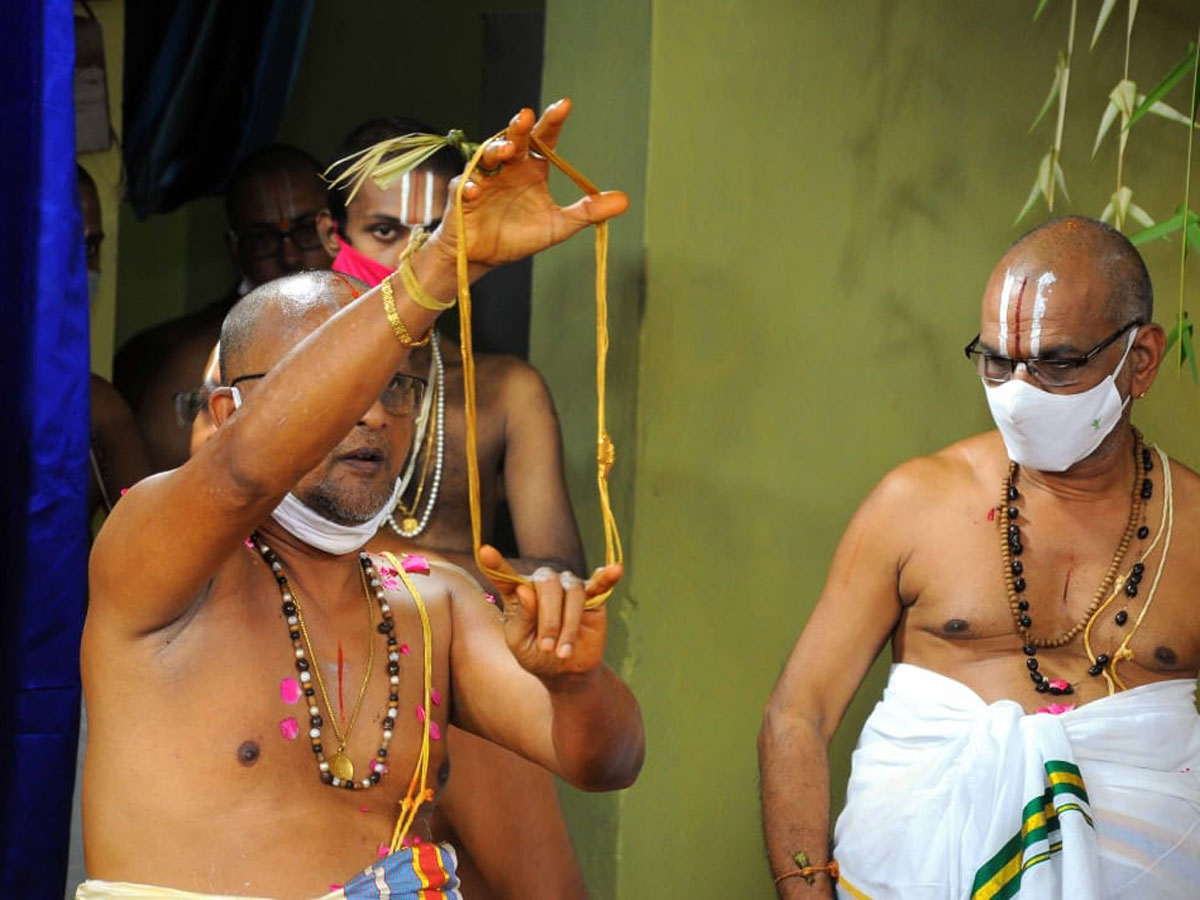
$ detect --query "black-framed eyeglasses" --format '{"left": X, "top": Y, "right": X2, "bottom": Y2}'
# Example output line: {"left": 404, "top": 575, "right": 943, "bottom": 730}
{"left": 964, "top": 320, "right": 1142, "bottom": 389}
{"left": 232, "top": 215, "right": 324, "bottom": 260}
{"left": 226, "top": 371, "right": 426, "bottom": 418}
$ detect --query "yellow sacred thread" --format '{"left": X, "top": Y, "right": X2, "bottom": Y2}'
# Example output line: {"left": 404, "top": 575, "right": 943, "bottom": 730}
{"left": 379, "top": 552, "right": 435, "bottom": 853}
{"left": 453, "top": 131, "right": 622, "bottom": 608}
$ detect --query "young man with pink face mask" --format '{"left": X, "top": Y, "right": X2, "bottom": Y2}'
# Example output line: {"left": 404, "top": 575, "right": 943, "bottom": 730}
{"left": 320, "top": 117, "right": 590, "bottom": 900}
{"left": 761, "top": 216, "right": 1200, "bottom": 899}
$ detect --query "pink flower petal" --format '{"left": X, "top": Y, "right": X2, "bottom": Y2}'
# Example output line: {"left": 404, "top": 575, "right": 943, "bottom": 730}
{"left": 359, "top": 806, "right": 370, "bottom": 813}
{"left": 1035, "top": 703, "right": 1075, "bottom": 716}
{"left": 483, "top": 591, "right": 497, "bottom": 605}
{"left": 429, "top": 721, "right": 441, "bottom": 741}
{"left": 399, "top": 643, "right": 411, "bottom": 655}
{"left": 279, "top": 716, "right": 300, "bottom": 740}
{"left": 430, "top": 687, "right": 442, "bottom": 707}
{"left": 328, "top": 884, "right": 343, "bottom": 891}
{"left": 120, "top": 487, "right": 130, "bottom": 497}
{"left": 415, "top": 705, "right": 426, "bottom": 723}
{"left": 244, "top": 536, "right": 254, "bottom": 548}
{"left": 280, "top": 677, "right": 301, "bottom": 705}
{"left": 377, "top": 843, "right": 390, "bottom": 859}
{"left": 1047, "top": 679, "right": 1070, "bottom": 692}
{"left": 402, "top": 554, "right": 430, "bottom": 575}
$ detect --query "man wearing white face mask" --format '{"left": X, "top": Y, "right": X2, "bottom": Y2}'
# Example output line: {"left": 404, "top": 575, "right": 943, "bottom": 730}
{"left": 761, "top": 216, "right": 1200, "bottom": 899}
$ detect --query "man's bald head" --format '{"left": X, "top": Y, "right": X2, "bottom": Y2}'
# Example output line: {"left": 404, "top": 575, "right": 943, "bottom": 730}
{"left": 1007, "top": 216, "right": 1152, "bottom": 328}
{"left": 219, "top": 270, "right": 366, "bottom": 384}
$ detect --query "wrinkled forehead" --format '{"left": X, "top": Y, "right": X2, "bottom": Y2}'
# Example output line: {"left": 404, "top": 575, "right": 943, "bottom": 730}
{"left": 978, "top": 251, "right": 1107, "bottom": 354}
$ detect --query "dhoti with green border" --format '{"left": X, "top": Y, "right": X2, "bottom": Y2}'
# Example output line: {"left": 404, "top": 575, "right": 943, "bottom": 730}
{"left": 832, "top": 664, "right": 1200, "bottom": 899}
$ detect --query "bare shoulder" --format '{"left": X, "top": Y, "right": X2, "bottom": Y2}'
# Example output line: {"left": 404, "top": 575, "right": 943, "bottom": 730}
{"left": 475, "top": 353, "right": 549, "bottom": 400}
{"left": 867, "top": 431, "right": 1003, "bottom": 513}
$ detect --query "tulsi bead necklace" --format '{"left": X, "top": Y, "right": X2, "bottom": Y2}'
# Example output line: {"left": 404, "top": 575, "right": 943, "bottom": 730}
{"left": 252, "top": 534, "right": 400, "bottom": 790}
{"left": 999, "top": 428, "right": 1149, "bottom": 696}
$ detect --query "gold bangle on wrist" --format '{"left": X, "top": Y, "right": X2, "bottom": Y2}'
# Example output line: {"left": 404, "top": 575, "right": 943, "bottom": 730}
{"left": 397, "top": 257, "right": 456, "bottom": 312}
{"left": 381, "top": 274, "right": 431, "bottom": 347}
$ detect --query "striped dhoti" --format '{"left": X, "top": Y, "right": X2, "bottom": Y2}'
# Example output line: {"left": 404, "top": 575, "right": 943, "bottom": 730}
{"left": 833, "top": 664, "right": 1200, "bottom": 899}
{"left": 75, "top": 841, "right": 460, "bottom": 900}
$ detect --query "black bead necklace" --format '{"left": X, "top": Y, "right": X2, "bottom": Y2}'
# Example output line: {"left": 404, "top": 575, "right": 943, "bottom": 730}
{"left": 251, "top": 534, "right": 401, "bottom": 790}
{"left": 998, "top": 429, "right": 1151, "bottom": 696}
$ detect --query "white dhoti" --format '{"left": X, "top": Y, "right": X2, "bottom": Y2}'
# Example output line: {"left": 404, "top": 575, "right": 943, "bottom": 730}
{"left": 833, "top": 664, "right": 1200, "bottom": 899}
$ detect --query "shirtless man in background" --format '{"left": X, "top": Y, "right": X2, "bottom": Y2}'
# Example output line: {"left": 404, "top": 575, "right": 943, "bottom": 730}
{"left": 760, "top": 217, "right": 1200, "bottom": 899}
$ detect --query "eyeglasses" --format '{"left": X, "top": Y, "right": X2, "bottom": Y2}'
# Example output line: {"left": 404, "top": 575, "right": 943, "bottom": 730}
{"left": 964, "top": 321, "right": 1142, "bottom": 389}
{"left": 233, "top": 216, "right": 324, "bottom": 260}
{"left": 227, "top": 371, "right": 426, "bottom": 418}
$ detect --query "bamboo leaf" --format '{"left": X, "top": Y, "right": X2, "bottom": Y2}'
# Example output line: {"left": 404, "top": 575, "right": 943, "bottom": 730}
{"left": 1015, "top": 168, "right": 1046, "bottom": 225}
{"left": 1093, "top": 95, "right": 1121, "bottom": 155}
{"left": 1129, "top": 210, "right": 1186, "bottom": 245}
{"left": 1090, "top": 0, "right": 1119, "bottom": 49}
{"left": 1128, "top": 201, "right": 1155, "bottom": 230}
{"left": 1052, "top": 159, "right": 1070, "bottom": 204}
{"left": 1030, "top": 58, "right": 1064, "bottom": 134}
{"left": 1126, "top": 0, "right": 1139, "bottom": 45}
{"left": 1034, "top": 0, "right": 1054, "bottom": 21}
{"left": 1111, "top": 79, "right": 1137, "bottom": 118}
{"left": 1100, "top": 197, "right": 1116, "bottom": 224}
{"left": 1145, "top": 99, "right": 1198, "bottom": 128}
{"left": 1128, "top": 42, "right": 1198, "bottom": 128}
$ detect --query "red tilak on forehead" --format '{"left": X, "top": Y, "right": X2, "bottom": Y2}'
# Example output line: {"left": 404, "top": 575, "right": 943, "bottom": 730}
{"left": 1011, "top": 277, "right": 1027, "bottom": 358}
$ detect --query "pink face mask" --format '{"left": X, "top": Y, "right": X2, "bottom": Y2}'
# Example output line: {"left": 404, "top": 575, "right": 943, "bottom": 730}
{"left": 331, "top": 235, "right": 393, "bottom": 287}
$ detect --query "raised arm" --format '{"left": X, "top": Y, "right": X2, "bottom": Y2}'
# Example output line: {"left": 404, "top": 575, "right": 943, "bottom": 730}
{"left": 500, "top": 362, "right": 586, "bottom": 575}
{"left": 447, "top": 547, "right": 643, "bottom": 791}
{"left": 759, "top": 464, "right": 917, "bottom": 899}
{"left": 89, "top": 101, "right": 628, "bottom": 638}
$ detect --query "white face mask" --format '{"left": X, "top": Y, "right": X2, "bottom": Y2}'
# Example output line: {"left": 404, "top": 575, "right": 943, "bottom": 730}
{"left": 231, "top": 385, "right": 401, "bottom": 554}
{"left": 984, "top": 328, "right": 1138, "bottom": 473}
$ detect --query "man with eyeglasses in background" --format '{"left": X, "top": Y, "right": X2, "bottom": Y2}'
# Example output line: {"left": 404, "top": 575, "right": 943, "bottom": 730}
{"left": 114, "top": 144, "right": 340, "bottom": 471}
{"left": 760, "top": 216, "right": 1200, "bottom": 899}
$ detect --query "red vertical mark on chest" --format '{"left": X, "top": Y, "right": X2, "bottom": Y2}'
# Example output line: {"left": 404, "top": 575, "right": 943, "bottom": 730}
{"left": 1011, "top": 277, "right": 1027, "bottom": 358}
{"left": 987, "top": 507, "right": 996, "bottom": 522}
{"left": 337, "top": 641, "right": 346, "bottom": 722}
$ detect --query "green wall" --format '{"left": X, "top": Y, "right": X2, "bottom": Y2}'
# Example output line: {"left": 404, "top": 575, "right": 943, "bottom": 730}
{"left": 532, "top": 0, "right": 1200, "bottom": 896}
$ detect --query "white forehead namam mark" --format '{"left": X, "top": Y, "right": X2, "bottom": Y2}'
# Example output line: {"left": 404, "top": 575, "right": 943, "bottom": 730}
{"left": 997, "top": 271, "right": 1028, "bottom": 357}
{"left": 1029, "top": 272, "right": 1056, "bottom": 357}
{"left": 398, "top": 170, "right": 437, "bottom": 228}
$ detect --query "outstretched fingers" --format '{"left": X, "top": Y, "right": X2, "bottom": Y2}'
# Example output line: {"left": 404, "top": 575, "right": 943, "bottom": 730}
{"left": 531, "top": 98, "right": 572, "bottom": 152}
{"left": 559, "top": 190, "right": 630, "bottom": 229}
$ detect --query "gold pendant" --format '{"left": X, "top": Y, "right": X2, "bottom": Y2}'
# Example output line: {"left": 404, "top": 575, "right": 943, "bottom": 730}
{"left": 329, "top": 752, "right": 354, "bottom": 782}
{"left": 402, "top": 517, "right": 419, "bottom": 531}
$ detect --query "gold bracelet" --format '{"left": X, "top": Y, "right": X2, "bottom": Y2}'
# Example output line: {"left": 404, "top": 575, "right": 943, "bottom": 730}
{"left": 397, "top": 257, "right": 456, "bottom": 312}
{"left": 381, "top": 274, "right": 431, "bottom": 347}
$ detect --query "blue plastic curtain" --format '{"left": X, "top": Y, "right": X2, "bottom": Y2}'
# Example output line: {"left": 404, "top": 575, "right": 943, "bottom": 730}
{"left": 0, "top": 1, "right": 91, "bottom": 897}
{"left": 123, "top": 0, "right": 316, "bottom": 216}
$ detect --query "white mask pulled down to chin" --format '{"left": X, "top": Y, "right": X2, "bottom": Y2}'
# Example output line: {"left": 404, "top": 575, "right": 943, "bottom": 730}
{"left": 984, "top": 327, "right": 1138, "bottom": 473}
{"left": 231, "top": 385, "right": 403, "bottom": 555}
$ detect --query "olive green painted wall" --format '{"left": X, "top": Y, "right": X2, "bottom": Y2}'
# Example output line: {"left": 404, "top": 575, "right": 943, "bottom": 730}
{"left": 533, "top": 1, "right": 1200, "bottom": 896}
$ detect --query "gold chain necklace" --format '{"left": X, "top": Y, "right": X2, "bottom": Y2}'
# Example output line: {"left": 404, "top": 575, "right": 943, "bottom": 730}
{"left": 291, "top": 565, "right": 375, "bottom": 779}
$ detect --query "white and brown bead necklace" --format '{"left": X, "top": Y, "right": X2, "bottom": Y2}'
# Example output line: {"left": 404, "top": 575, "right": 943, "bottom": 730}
{"left": 251, "top": 534, "right": 401, "bottom": 790}
{"left": 998, "top": 428, "right": 1153, "bottom": 696}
